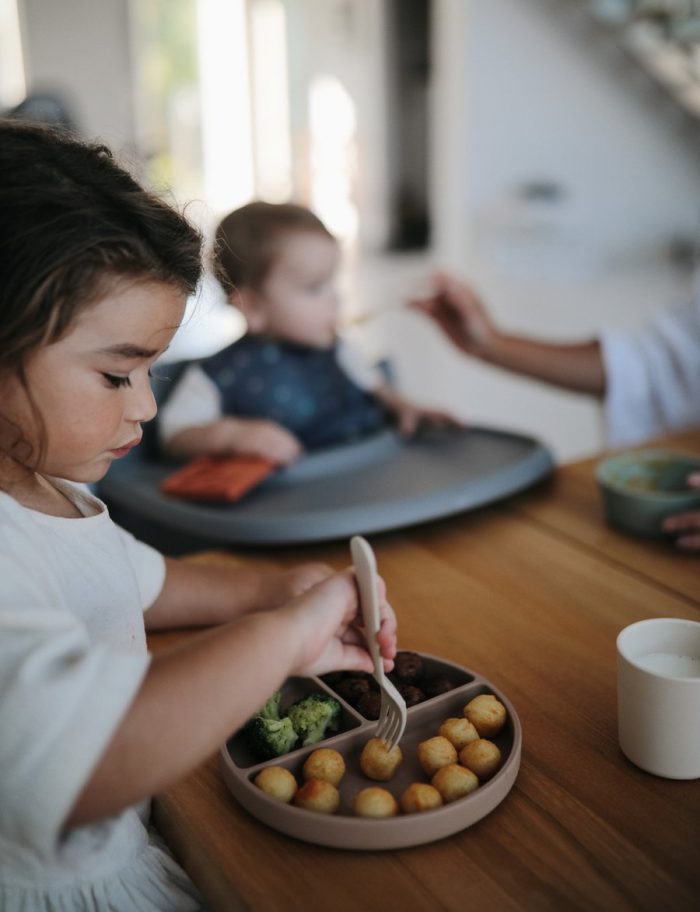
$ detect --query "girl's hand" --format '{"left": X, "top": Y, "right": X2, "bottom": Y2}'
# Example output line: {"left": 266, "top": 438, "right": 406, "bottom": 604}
{"left": 258, "top": 562, "right": 335, "bottom": 609}
{"left": 284, "top": 568, "right": 397, "bottom": 678}
{"left": 662, "top": 472, "right": 700, "bottom": 550}
{"left": 411, "top": 271, "right": 499, "bottom": 358}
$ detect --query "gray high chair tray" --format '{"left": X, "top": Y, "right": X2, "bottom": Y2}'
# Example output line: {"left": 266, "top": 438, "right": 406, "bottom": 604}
{"left": 99, "top": 425, "right": 553, "bottom": 547}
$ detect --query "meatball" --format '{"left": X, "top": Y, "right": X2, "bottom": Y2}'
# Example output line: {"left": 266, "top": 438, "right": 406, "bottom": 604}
{"left": 359, "top": 737, "right": 403, "bottom": 781}
{"left": 417, "top": 736, "right": 457, "bottom": 777}
{"left": 399, "top": 783, "right": 443, "bottom": 814}
{"left": 424, "top": 675, "right": 455, "bottom": 698}
{"left": 393, "top": 651, "right": 424, "bottom": 684}
{"left": 357, "top": 690, "right": 381, "bottom": 720}
{"left": 353, "top": 787, "right": 399, "bottom": 818}
{"left": 322, "top": 671, "right": 346, "bottom": 687}
{"left": 254, "top": 766, "right": 298, "bottom": 803}
{"left": 463, "top": 694, "right": 507, "bottom": 738}
{"left": 335, "top": 677, "right": 371, "bottom": 706}
{"left": 397, "top": 684, "right": 425, "bottom": 707}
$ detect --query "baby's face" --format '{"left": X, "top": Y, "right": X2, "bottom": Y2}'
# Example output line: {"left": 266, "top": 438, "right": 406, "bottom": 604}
{"left": 255, "top": 232, "right": 340, "bottom": 348}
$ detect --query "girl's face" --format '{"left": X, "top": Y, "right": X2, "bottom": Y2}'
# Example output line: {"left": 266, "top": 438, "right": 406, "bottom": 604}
{"left": 1, "top": 278, "right": 185, "bottom": 484}
{"left": 246, "top": 232, "right": 341, "bottom": 348}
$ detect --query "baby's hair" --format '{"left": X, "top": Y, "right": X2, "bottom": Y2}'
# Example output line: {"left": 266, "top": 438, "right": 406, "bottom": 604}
{"left": 213, "top": 200, "right": 334, "bottom": 293}
{"left": 0, "top": 120, "right": 203, "bottom": 464}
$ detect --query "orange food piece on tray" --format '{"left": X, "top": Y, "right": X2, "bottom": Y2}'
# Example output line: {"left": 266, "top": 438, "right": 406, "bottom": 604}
{"left": 161, "top": 455, "right": 277, "bottom": 502}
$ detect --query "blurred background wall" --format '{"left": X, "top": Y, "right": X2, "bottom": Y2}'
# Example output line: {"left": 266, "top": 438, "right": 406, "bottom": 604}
{"left": 4, "top": 0, "right": 700, "bottom": 460}
{"left": 10, "top": 0, "right": 136, "bottom": 149}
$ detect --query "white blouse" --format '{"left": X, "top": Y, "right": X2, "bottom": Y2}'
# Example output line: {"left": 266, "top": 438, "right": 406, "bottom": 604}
{"left": 0, "top": 482, "right": 204, "bottom": 911}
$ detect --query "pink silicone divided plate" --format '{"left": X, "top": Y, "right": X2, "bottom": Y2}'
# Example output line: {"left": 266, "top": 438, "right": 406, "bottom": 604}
{"left": 219, "top": 653, "right": 521, "bottom": 850}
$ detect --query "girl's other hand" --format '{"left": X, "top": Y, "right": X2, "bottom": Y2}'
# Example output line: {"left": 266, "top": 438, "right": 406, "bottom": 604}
{"left": 662, "top": 472, "right": 700, "bottom": 550}
{"left": 259, "top": 562, "right": 335, "bottom": 609}
{"left": 410, "top": 271, "right": 498, "bottom": 358}
{"left": 284, "top": 568, "right": 397, "bottom": 678}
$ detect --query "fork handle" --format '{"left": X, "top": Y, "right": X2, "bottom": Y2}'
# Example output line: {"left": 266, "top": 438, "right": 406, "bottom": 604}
{"left": 350, "top": 535, "right": 384, "bottom": 682}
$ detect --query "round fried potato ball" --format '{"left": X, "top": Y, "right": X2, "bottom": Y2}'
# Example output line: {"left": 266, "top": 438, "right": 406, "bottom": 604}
{"left": 399, "top": 783, "right": 444, "bottom": 814}
{"left": 463, "top": 694, "right": 507, "bottom": 738}
{"left": 302, "top": 748, "right": 346, "bottom": 786}
{"left": 293, "top": 778, "right": 340, "bottom": 814}
{"left": 254, "top": 766, "right": 298, "bottom": 803}
{"left": 459, "top": 738, "right": 502, "bottom": 780}
{"left": 353, "top": 787, "right": 399, "bottom": 818}
{"left": 431, "top": 763, "right": 479, "bottom": 803}
{"left": 416, "top": 736, "right": 457, "bottom": 777}
{"left": 438, "top": 717, "right": 480, "bottom": 751}
{"left": 359, "top": 738, "right": 403, "bottom": 781}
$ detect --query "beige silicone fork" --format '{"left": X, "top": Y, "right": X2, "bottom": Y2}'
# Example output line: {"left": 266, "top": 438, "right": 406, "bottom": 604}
{"left": 350, "top": 535, "right": 407, "bottom": 751}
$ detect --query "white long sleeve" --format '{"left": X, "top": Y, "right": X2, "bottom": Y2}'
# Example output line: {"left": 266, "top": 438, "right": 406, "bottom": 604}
{"left": 601, "top": 290, "right": 700, "bottom": 447}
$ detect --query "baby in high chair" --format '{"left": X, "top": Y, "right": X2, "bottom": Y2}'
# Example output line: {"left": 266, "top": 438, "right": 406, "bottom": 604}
{"left": 159, "top": 201, "right": 453, "bottom": 465}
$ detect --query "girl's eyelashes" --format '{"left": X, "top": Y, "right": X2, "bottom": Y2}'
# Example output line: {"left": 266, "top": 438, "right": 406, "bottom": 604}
{"left": 103, "top": 373, "right": 131, "bottom": 389}
{"left": 103, "top": 369, "right": 154, "bottom": 389}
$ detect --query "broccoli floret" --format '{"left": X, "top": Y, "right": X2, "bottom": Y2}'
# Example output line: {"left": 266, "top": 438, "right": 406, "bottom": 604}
{"left": 257, "top": 691, "right": 282, "bottom": 721}
{"left": 288, "top": 693, "right": 342, "bottom": 746}
{"left": 244, "top": 715, "right": 298, "bottom": 761}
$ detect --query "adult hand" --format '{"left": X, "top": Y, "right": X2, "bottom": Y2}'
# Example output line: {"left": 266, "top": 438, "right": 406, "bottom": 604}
{"left": 661, "top": 472, "right": 700, "bottom": 550}
{"left": 410, "top": 271, "right": 499, "bottom": 358}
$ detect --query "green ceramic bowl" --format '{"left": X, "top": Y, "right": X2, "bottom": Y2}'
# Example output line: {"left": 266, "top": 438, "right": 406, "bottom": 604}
{"left": 596, "top": 449, "right": 700, "bottom": 538}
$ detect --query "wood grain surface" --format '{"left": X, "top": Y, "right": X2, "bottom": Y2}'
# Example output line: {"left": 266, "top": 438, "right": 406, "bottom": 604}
{"left": 149, "top": 431, "right": 700, "bottom": 912}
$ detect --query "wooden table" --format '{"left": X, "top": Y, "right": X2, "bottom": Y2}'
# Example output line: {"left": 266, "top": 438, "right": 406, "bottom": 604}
{"left": 150, "top": 430, "right": 700, "bottom": 912}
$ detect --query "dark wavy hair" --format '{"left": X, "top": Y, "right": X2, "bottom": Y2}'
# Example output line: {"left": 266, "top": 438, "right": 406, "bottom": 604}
{"left": 0, "top": 120, "right": 203, "bottom": 465}
{"left": 213, "top": 200, "right": 334, "bottom": 293}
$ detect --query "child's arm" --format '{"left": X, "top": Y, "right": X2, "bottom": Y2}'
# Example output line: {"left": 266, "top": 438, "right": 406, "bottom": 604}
{"left": 144, "top": 556, "right": 333, "bottom": 629}
{"left": 165, "top": 416, "right": 302, "bottom": 465}
{"left": 413, "top": 272, "right": 606, "bottom": 396}
{"left": 159, "top": 363, "right": 302, "bottom": 464}
{"left": 66, "top": 570, "right": 396, "bottom": 826}
{"left": 372, "top": 383, "right": 458, "bottom": 436}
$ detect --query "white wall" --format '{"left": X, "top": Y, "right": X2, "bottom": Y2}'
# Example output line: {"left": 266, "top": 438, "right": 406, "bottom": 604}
{"left": 431, "top": 0, "right": 700, "bottom": 274}
{"left": 14, "top": 0, "right": 700, "bottom": 462}
{"left": 362, "top": 0, "right": 700, "bottom": 463}
{"left": 17, "top": 0, "right": 136, "bottom": 153}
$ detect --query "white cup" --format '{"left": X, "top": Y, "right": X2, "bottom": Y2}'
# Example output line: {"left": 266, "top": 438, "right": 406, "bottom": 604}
{"left": 617, "top": 618, "right": 700, "bottom": 780}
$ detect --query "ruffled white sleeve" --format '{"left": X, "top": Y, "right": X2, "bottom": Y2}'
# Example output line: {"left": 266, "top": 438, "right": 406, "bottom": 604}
{"left": 112, "top": 524, "right": 167, "bottom": 611}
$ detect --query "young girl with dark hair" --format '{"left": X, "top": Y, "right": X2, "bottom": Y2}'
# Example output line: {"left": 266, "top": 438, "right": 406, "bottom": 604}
{"left": 0, "top": 122, "right": 396, "bottom": 911}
